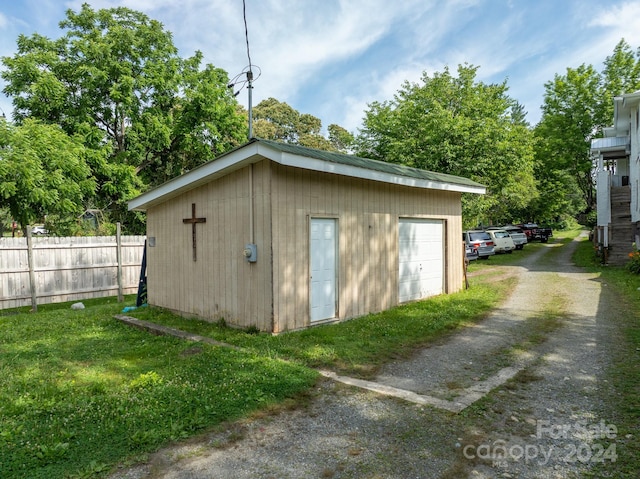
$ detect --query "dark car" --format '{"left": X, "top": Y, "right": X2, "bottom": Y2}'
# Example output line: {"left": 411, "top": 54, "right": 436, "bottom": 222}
{"left": 519, "top": 223, "right": 552, "bottom": 243}
{"left": 463, "top": 230, "right": 495, "bottom": 259}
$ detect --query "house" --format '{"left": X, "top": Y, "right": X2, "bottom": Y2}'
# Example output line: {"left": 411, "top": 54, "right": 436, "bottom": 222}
{"left": 591, "top": 92, "right": 640, "bottom": 264}
{"left": 128, "top": 138, "right": 486, "bottom": 333}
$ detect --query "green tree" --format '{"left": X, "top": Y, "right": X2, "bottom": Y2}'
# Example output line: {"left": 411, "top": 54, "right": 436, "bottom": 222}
{"left": 0, "top": 118, "right": 95, "bottom": 230}
{"left": 0, "top": 207, "right": 13, "bottom": 236}
{"left": 252, "top": 98, "right": 300, "bottom": 142}
{"left": 252, "top": 97, "right": 353, "bottom": 152}
{"left": 357, "top": 64, "right": 537, "bottom": 226}
{"left": 536, "top": 64, "right": 603, "bottom": 212}
{"left": 1, "top": 3, "right": 246, "bottom": 232}
{"left": 133, "top": 54, "right": 247, "bottom": 186}
{"left": 535, "top": 39, "right": 640, "bottom": 221}
{"left": 600, "top": 39, "right": 640, "bottom": 122}
{"left": 510, "top": 101, "right": 529, "bottom": 126}
{"left": 328, "top": 124, "right": 355, "bottom": 152}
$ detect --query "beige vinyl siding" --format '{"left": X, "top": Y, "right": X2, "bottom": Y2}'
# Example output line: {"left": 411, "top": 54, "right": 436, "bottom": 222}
{"left": 270, "top": 163, "right": 463, "bottom": 333}
{"left": 146, "top": 161, "right": 273, "bottom": 330}
{"left": 144, "top": 157, "right": 464, "bottom": 333}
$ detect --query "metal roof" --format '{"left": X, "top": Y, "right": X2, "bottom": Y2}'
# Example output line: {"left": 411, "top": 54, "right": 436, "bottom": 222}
{"left": 590, "top": 136, "right": 629, "bottom": 151}
{"left": 129, "top": 138, "right": 486, "bottom": 211}
{"left": 255, "top": 138, "right": 484, "bottom": 189}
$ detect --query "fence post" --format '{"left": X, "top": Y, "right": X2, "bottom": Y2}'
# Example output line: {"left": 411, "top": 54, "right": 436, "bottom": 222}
{"left": 26, "top": 226, "right": 38, "bottom": 312}
{"left": 116, "top": 222, "right": 123, "bottom": 302}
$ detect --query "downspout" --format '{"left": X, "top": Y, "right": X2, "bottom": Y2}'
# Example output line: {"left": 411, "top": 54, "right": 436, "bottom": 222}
{"left": 249, "top": 163, "right": 254, "bottom": 244}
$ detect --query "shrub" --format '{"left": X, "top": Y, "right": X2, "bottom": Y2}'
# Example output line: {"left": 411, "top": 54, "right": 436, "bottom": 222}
{"left": 626, "top": 250, "right": 640, "bottom": 274}
{"left": 583, "top": 210, "right": 597, "bottom": 229}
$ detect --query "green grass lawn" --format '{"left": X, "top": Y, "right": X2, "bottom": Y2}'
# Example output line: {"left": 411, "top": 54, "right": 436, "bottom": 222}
{"left": 131, "top": 275, "right": 514, "bottom": 378}
{"left": 0, "top": 298, "right": 318, "bottom": 479}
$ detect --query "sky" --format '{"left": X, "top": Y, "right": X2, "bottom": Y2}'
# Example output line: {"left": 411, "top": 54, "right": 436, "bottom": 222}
{"left": 1, "top": 0, "right": 640, "bottom": 133}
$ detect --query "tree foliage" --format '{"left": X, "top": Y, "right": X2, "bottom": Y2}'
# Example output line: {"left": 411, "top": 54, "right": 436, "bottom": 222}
{"left": 536, "top": 64, "right": 602, "bottom": 213}
{"left": 327, "top": 124, "right": 355, "bottom": 152}
{"left": 1, "top": 3, "right": 247, "bottom": 232}
{"left": 600, "top": 39, "right": 640, "bottom": 121}
{"left": 252, "top": 97, "right": 353, "bottom": 152}
{"left": 535, "top": 39, "right": 640, "bottom": 220}
{"left": 356, "top": 64, "right": 537, "bottom": 226}
{"left": 0, "top": 118, "right": 95, "bottom": 229}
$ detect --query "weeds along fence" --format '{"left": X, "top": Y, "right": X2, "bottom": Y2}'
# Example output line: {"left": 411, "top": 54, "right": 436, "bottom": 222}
{"left": 0, "top": 232, "right": 145, "bottom": 310}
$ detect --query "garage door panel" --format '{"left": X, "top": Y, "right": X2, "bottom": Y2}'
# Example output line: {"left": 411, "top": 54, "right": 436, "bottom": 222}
{"left": 398, "top": 219, "right": 444, "bottom": 303}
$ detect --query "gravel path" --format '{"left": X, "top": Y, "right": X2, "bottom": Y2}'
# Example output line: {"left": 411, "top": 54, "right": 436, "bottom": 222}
{"left": 109, "top": 234, "right": 625, "bottom": 479}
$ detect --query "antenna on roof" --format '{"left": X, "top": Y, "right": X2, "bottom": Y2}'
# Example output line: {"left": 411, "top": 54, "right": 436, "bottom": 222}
{"left": 228, "top": 65, "right": 261, "bottom": 138}
{"left": 228, "top": 0, "right": 260, "bottom": 140}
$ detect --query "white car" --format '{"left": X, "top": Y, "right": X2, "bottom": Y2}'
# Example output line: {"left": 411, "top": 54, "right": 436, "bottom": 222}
{"left": 486, "top": 229, "right": 515, "bottom": 254}
{"left": 501, "top": 225, "right": 528, "bottom": 250}
{"left": 31, "top": 225, "right": 49, "bottom": 235}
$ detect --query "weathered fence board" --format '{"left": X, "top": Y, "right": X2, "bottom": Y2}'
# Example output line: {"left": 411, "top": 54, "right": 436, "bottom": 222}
{"left": 0, "top": 235, "right": 145, "bottom": 309}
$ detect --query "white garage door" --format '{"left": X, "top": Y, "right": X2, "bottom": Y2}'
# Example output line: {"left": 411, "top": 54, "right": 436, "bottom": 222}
{"left": 398, "top": 219, "right": 444, "bottom": 303}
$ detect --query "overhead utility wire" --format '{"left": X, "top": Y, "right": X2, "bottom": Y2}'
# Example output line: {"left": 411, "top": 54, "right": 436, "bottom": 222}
{"left": 243, "top": 0, "right": 252, "bottom": 70}
{"left": 242, "top": 0, "right": 254, "bottom": 138}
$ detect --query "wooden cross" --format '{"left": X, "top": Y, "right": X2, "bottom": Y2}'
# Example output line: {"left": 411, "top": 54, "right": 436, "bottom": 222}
{"left": 183, "top": 203, "right": 206, "bottom": 261}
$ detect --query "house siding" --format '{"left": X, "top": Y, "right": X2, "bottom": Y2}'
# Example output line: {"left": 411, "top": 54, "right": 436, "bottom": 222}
{"left": 269, "top": 163, "right": 463, "bottom": 333}
{"left": 146, "top": 160, "right": 273, "bottom": 330}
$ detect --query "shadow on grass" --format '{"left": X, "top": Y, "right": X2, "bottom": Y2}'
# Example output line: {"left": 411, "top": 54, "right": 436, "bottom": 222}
{"left": 0, "top": 301, "right": 317, "bottom": 479}
{"left": 131, "top": 274, "right": 516, "bottom": 379}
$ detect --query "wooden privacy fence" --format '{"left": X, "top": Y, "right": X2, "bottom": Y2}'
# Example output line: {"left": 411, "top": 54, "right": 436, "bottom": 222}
{"left": 0, "top": 232, "right": 146, "bottom": 310}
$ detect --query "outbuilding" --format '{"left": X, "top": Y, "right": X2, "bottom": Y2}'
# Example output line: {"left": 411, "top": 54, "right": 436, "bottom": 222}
{"left": 129, "top": 138, "right": 485, "bottom": 333}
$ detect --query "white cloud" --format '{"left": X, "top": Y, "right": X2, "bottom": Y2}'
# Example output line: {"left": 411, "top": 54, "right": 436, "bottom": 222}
{"left": 589, "top": 1, "right": 640, "bottom": 29}
{"left": 586, "top": 2, "right": 640, "bottom": 60}
{"left": 7, "top": 0, "right": 640, "bottom": 131}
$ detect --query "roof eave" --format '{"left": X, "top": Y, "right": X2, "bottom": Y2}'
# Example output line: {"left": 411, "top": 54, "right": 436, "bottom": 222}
{"left": 129, "top": 141, "right": 485, "bottom": 211}
{"left": 274, "top": 150, "right": 485, "bottom": 194}
{"left": 129, "top": 143, "right": 263, "bottom": 211}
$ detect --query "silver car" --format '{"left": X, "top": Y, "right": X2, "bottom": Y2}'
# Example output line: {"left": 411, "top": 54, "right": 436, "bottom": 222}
{"left": 31, "top": 225, "right": 49, "bottom": 235}
{"left": 463, "top": 230, "right": 495, "bottom": 259}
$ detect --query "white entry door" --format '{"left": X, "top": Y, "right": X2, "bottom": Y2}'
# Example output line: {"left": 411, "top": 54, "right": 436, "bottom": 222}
{"left": 310, "top": 218, "right": 337, "bottom": 322}
{"left": 398, "top": 219, "right": 444, "bottom": 302}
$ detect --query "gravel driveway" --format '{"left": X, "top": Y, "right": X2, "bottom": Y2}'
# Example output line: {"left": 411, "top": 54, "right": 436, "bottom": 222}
{"left": 110, "top": 234, "right": 627, "bottom": 479}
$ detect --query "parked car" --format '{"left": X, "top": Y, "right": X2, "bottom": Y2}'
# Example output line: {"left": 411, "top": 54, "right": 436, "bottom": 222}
{"left": 31, "top": 225, "right": 49, "bottom": 235}
{"left": 495, "top": 225, "right": 527, "bottom": 250}
{"left": 486, "top": 229, "right": 516, "bottom": 254}
{"left": 518, "top": 223, "right": 552, "bottom": 243}
{"left": 465, "top": 243, "right": 479, "bottom": 262}
{"left": 463, "top": 230, "right": 495, "bottom": 259}
{"left": 536, "top": 225, "right": 553, "bottom": 242}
